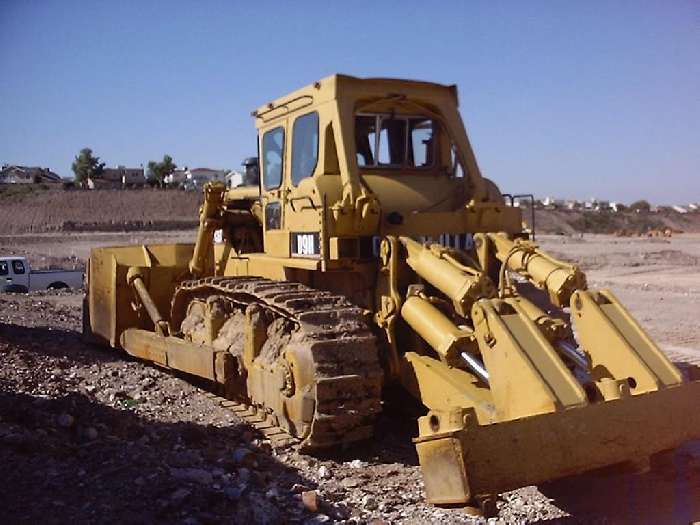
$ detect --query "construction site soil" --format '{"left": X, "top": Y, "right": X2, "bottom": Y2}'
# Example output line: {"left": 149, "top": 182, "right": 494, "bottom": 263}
{"left": 1, "top": 223, "right": 700, "bottom": 521}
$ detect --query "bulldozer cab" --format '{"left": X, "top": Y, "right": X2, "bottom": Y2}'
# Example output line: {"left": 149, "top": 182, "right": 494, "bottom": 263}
{"left": 251, "top": 74, "right": 520, "bottom": 263}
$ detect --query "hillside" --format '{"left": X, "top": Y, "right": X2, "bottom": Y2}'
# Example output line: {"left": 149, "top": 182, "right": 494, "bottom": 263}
{"left": 0, "top": 186, "right": 201, "bottom": 234}
{"left": 1, "top": 185, "right": 699, "bottom": 235}
{"left": 526, "top": 208, "right": 700, "bottom": 235}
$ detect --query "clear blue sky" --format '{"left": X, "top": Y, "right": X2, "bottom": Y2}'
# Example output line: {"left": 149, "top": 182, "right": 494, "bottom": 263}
{"left": 1, "top": 1, "right": 698, "bottom": 204}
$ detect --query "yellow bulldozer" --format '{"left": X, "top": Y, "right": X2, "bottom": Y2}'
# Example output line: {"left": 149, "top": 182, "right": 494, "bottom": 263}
{"left": 84, "top": 74, "right": 700, "bottom": 513}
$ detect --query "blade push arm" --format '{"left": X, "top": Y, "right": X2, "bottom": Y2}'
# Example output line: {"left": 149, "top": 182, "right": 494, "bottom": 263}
{"left": 189, "top": 182, "right": 226, "bottom": 277}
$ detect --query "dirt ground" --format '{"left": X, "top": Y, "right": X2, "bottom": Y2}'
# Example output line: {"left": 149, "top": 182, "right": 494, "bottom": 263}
{"left": 1, "top": 232, "right": 699, "bottom": 524}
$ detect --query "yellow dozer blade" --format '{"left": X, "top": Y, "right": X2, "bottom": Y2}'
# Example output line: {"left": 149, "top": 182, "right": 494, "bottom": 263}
{"left": 415, "top": 378, "right": 700, "bottom": 505}
{"left": 398, "top": 235, "right": 700, "bottom": 507}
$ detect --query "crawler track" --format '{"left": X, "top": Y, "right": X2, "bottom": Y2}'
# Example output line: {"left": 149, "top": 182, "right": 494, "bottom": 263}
{"left": 171, "top": 276, "right": 384, "bottom": 450}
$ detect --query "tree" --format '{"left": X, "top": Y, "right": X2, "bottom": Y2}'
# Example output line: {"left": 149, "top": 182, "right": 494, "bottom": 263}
{"left": 71, "top": 148, "right": 105, "bottom": 185}
{"left": 629, "top": 199, "right": 651, "bottom": 213}
{"left": 147, "top": 154, "right": 176, "bottom": 188}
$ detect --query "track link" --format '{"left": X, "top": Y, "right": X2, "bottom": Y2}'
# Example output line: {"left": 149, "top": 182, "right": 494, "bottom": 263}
{"left": 172, "top": 276, "right": 384, "bottom": 450}
{"left": 202, "top": 391, "right": 299, "bottom": 449}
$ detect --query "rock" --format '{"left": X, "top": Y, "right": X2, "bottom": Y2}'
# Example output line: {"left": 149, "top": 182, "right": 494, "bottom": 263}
{"left": 348, "top": 459, "right": 364, "bottom": 468}
{"left": 170, "top": 488, "right": 191, "bottom": 502}
{"left": 302, "top": 490, "right": 320, "bottom": 513}
{"left": 341, "top": 477, "right": 362, "bottom": 488}
{"left": 84, "top": 427, "right": 98, "bottom": 440}
{"left": 317, "top": 465, "right": 332, "bottom": 479}
{"left": 237, "top": 467, "right": 251, "bottom": 483}
{"left": 56, "top": 413, "right": 74, "bottom": 428}
{"left": 291, "top": 483, "right": 309, "bottom": 493}
{"left": 368, "top": 519, "right": 388, "bottom": 525}
{"left": 170, "top": 468, "right": 214, "bottom": 485}
{"left": 232, "top": 447, "right": 252, "bottom": 465}
{"left": 361, "top": 494, "right": 377, "bottom": 510}
{"left": 223, "top": 486, "right": 243, "bottom": 500}
{"left": 265, "top": 487, "right": 281, "bottom": 500}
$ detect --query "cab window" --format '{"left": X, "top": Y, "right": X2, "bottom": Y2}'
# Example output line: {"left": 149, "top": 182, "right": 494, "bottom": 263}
{"left": 12, "top": 260, "right": 25, "bottom": 274}
{"left": 377, "top": 117, "right": 406, "bottom": 165}
{"left": 262, "top": 127, "right": 285, "bottom": 190}
{"left": 0, "top": 261, "right": 7, "bottom": 276}
{"left": 355, "top": 116, "right": 377, "bottom": 166}
{"left": 291, "top": 112, "right": 319, "bottom": 186}
{"left": 355, "top": 114, "right": 434, "bottom": 169}
{"left": 409, "top": 118, "right": 434, "bottom": 167}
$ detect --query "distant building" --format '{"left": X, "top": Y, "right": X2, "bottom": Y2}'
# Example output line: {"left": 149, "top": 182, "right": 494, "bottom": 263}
{"left": 88, "top": 166, "right": 144, "bottom": 189}
{"left": 188, "top": 168, "right": 228, "bottom": 187}
{"left": 162, "top": 167, "right": 233, "bottom": 190}
{"left": 226, "top": 170, "right": 243, "bottom": 188}
{"left": 542, "top": 196, "right": 565, "bottom": 209}
{"left": 0, "top": 164, "right": 62, "bottom": 184}
{"left": 165, "top": 167, "right": 189, "bottom": 187}
{"left": 672, "top": 205, "right": 689, "bottom": 214}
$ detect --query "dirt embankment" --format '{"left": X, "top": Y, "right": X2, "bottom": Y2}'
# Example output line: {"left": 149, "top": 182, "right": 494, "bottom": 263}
{"left": 0, "top": 187, "right": 201, "bottom": 235}
{"left": 528, "top": 208, "right": 700, "bottom": 235}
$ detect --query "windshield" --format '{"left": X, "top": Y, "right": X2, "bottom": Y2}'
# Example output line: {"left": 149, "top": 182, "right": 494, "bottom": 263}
{"left": 355, "top": 114, "right": 434, "bottom": 169}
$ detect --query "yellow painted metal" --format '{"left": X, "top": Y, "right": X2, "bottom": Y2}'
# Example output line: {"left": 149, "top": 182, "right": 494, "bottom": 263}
{"left": 571, "top": 289, "right": 683, "bottom": 391}
{"left": 190, "top": 181, "right": 225, "bottom": 277}
{"left": 488, "top": 233, "right": 586, "bottom": 307}
{"left": 400, "top": 352, "right": 496, "bottom": 424}
{"left": 87, "top": 243, "right": 194, "bottom": 347}
{"left": 121, "top": 328, "right": 232, "bottom": 384}
{"left": 126, "top": 266, "right": 170, "bottom": 336}
{"left": 416, "top": 379, "right": 700, "bottom": 504}
{"left": 509, "top": 295, "right": 569, "bottom": 342}
{"left": 401, "top": 294, "right": 475, "bottom": 366}
{"left": 471, "top": 299, "right": 587, "bottom": 421}
{"left": 400, "top": 236, "right": 495, "bottom": 316}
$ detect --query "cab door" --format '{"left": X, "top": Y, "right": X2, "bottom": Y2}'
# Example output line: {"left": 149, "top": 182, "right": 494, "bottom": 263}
{"left": 285, "top": 111, "right": 321, "bottom": 260}
{"left": 259, "top": 123, "right": 289, "bottom": 257}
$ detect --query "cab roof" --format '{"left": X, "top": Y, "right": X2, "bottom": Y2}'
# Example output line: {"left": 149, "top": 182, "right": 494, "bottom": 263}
{"left": 252, "top": 74, "right": 460, "bottom": 127}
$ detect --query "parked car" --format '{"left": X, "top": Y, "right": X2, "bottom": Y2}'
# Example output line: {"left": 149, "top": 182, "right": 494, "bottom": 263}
{"left": 0, "top": 256, "right": 83, "bottom": 292}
